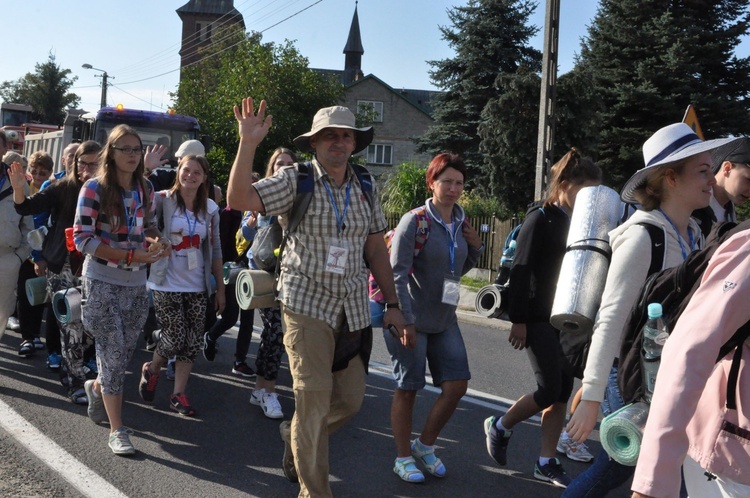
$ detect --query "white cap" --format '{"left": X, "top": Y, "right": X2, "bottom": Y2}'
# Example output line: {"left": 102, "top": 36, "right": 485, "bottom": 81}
{"left": 175, "top": 140, "right": 205, "bottom": 158}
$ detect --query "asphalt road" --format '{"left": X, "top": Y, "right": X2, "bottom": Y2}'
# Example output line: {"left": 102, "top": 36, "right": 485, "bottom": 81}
{"left": 0, "top": 311, "right": 631, "bottom": 498}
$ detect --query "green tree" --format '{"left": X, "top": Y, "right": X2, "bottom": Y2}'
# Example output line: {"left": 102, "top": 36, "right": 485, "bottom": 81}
{"left": 575, "top": 0, "right": 750, "bottom": 189}
{"left": 0, "top": 53, "right": 80, "bottom": 125}
{"left": 172, "top": 27, "right": 344, "bottom": 186}
{"left": 416, "top": 0, "right": 541, "bottom": 185}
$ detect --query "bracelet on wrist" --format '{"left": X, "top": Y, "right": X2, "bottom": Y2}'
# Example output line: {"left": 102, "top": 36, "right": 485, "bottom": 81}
{"left": 126, "top": 249, "right": 134, "bottom": 266}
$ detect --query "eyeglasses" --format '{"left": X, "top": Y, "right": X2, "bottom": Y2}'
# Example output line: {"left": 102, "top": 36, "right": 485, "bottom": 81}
{"left": 78, "top": 160, "right": 99, "bottom": 170}
{"left": 111, "top": 146, "right": 142, "bottom": 155}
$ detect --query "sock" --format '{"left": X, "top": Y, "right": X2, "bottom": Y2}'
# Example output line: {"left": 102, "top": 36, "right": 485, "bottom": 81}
{"left": 396, "top": 456, "right": 412, "bottom": 464}
{"left": 494, "top": 417, "right": 509, "bottom": 433}
{"left": 414, "top": 438, "right": 431, "bottom": 451}
{"left": 538, "top": 456, "right": 552, "bottom": 466}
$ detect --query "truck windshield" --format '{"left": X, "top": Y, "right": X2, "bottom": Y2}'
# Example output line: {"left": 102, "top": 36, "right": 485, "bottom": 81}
{"left": 94, "top": 122, "right": 198, "bottom": 165}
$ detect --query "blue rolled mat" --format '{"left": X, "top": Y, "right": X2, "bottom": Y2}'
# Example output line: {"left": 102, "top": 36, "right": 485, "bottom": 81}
{"left": 25, "top": 276, "right": 49, "bottom": 306}
{"left": 599, "top": 401, "right": 650, "bottom": 466}
{"left": 53, "top": 287, "right": 83, "bottom": 324}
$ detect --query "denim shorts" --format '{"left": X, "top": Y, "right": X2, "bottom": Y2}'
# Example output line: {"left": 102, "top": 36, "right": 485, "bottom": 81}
{"left": 383, "top": 321, "right": 471, "bottom": 390}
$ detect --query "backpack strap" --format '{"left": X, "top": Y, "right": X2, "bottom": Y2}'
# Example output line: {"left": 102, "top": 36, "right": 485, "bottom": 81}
{"left": 274, "top": 162, "right": 315, "bottom": 280}
{"left": 637, "top": 222, "right": 666, "bottom": 275}
{"left": 351, "top": 163, "right": 374, "bottom": 208}
{"left": 410, "top": 206, "right": 431, "bottom": 259}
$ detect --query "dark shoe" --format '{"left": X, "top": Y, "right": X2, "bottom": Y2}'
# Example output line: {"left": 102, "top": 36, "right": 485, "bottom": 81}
{"left": 18, "top": 340, "right": 35, "bottom": 357}
{"left": 279, "top": 420, "right": 298, "bottom": 483}
{"left": 68, "top": 386, "right": 88, "bottom": 405}
{"left": 484, "top": 415, "right": 512, "bottom": 466}
{"left": 32, "top": 337, "right": 44, "bottom": 350}
{"left": 138, "top": 362, "right": 160, "bottom": 403}
{"left": 534, "top": 457, "right": 572, "bottom": 488}
{"left": 202, "top": 332, "right": 216, "bottom": 361}
{"left": 231, "top": 361, "right": 256, "bottom": 378}
{"left": 169, "top": 393, "right": 196, "bottom": 416}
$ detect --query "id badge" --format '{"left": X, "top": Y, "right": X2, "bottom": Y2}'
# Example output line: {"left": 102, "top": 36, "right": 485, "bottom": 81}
{"left": 442, "top": 275, "right": 460, "bottom": 305}
{"left": 325, "top": 241, "right": 349, "bottom": 275}
{"left": 187, "top": 248, "right": 199, "bottom": 271}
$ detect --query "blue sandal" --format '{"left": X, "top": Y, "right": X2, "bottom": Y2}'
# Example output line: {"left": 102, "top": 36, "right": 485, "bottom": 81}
{"left": 412, "top": 439, "right": 446, "bottom": 477}
{"left": 393, "top": 456, "right": 425, "bottom": 483}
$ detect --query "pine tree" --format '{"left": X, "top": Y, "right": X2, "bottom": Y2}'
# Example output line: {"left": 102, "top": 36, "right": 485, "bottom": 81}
{"left": 417, "top": 0, "right": 541, "bottom": 185}
{"left": 577, "top": 0, "right": 750, "bottom": 188}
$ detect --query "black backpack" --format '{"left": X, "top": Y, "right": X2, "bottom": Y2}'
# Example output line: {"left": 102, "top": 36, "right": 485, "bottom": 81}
{"left": 617, "top": 219, "right": 750, "bottom": 405}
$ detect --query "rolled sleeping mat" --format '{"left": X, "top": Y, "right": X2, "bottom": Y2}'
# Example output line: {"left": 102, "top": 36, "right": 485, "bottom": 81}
{"left": 235, "top": 269, "right": 276, "bottom": 310}
{"left": 223, "top": 262, "right": 244, "bottom": 287}
{"left": 599, "top": 401, "right": 650, "bottom": 466}
{"left": 474, "top": 284, "right": 509, "bottom": 320}
{"left": 53, "top": 287, "right": 84, "bottom": 324}
{"left": 25, "top": 276, "right": 50, "bottom": 306}
{"left": 550, "top": 186, "right": 622, "bottom": 332}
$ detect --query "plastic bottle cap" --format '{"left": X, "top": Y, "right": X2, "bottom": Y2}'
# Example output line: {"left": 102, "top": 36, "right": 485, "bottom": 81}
{"left": 647, "top": 302, "right": 663, "bottom": 319}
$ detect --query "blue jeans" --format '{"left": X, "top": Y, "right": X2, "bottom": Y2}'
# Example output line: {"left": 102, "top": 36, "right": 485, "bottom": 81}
{"left": 562, "top": 364, "right": 633, "bottom": 497}
{"left": 563, "top": 364, "right": 688, "bottom": 498}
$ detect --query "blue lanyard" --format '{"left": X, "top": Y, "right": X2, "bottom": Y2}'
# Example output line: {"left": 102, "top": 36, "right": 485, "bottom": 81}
{"left": 433, "top": 212, "right": 461, "bottom": 275}
{"left": 121, "top": 189, "right": 140, "bottom": 234}
{"left": 322, "top": 178, "right": 351, "bottom": 236}
{"left": 184, "top": 209, "right": 198, "bottom": 244}
{"left": 658, "top": 209, "right": 694, "bottom": 260}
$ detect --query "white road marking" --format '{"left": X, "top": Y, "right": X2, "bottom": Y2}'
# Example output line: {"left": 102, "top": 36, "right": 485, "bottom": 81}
{"left": 0, "top": 398, "right": 128, "bottom": 498}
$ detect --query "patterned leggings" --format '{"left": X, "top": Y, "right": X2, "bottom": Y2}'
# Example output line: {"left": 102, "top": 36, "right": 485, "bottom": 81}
{"left": 256, "top": 305, "right": 285, "bottom": 381}
{"left": 47, "top": 265, "right": 94, "bottom": 390}
{"left": 81, "top": 278, "right": 148, "bottom": 395}
{"left": 152, "top": 291, "right": 206, "bottom": 363}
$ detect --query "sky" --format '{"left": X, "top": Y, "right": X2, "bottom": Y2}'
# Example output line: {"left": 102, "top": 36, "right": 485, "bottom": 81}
{"left": 2, "top": 1, "right": 748, "bottom": 115}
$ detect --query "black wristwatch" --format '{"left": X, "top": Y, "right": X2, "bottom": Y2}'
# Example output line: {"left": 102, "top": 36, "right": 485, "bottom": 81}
{"left": 384, "top": 302, "right": 400, "bottom": 311}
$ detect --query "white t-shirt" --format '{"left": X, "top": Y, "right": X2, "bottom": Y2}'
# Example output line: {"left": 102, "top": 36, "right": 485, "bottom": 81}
{"left": 149, "top": 208, "right": 207, "bottom": 293}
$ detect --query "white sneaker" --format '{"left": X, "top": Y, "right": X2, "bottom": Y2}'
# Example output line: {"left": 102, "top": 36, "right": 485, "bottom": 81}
{"left": 250, "top": 389, "right": 284, "bottom": 419}
{"left": 557, "top": 433, "right": 594, "bottom": 463}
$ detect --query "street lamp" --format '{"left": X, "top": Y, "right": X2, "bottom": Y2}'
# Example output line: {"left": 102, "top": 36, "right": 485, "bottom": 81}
{"left": 82, "top": 63, "right": 113, "bottom": 109}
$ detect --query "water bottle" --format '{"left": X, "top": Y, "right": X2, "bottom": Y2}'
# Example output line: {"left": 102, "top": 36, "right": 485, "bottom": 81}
{"left": 641, "top": 303, "right": 669, "bottom": 403}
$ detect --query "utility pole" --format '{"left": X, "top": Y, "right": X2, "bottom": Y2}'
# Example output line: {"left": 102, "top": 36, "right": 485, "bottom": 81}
{"left": 534, "top": 0, "right": 561, "bottom": 201}
{"left": 82, "top": 64, "right": 113, "bottom": 109}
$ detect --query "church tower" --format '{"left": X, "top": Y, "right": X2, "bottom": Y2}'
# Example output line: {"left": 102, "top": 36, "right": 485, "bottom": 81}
{"left": 176, "top": 0, "right": 245, "bottom": 74}
{"left": 343, "top": 2, "right": 364, "bottom": 85}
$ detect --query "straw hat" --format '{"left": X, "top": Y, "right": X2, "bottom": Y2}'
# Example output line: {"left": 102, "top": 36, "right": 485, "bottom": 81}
{"left": 620, "top": 123, "right": 734, "bottom": 203}
{"left": 293, "top": 106, "right": 374, "bottom": 154}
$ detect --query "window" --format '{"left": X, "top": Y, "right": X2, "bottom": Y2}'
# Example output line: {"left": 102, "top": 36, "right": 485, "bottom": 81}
{"left": 357, "top": 100, "right": 383, "bottom": 123}
{"left": 367, "top": 144, "right": 393, "bottom": 165}
{"left": 196, "top": 22, "right": 213, "bottom": 42}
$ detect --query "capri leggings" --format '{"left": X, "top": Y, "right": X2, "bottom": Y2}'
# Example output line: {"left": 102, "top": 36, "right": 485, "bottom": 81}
{"left": 152, "top": 290, "right": 207, "bottom": 363}
{"left": 81, "top": 278, "right": 148, "bottom": 395}
{"left": 525, "top": 321, "right": 574, "bottom": 409}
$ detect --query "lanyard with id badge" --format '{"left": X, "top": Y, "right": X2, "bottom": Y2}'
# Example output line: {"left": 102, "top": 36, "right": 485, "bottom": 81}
{"left": 436, "top": 214, "right": 462, "bottom": 306}
{"left": 184, "top": 210, "right": 200, "bottom": 270}
{"left": 121, "top": 190, "right": 140, "bottom": 269}
{"left": 322, "top": 179, "right": 351, "bottom": 275}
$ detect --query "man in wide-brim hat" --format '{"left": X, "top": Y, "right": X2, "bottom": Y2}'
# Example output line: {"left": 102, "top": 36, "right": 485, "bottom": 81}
{"left": 226, "top": 98, "right": 405, "bottom": 498}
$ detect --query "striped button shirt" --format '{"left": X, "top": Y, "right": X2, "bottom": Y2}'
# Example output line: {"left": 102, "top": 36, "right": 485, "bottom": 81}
{"left": 254, "top": 159, "right": 387, "bottom": 330}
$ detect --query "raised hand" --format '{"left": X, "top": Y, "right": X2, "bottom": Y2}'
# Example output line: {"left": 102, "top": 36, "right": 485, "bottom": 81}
{"left": 144, "top": 144, "right": 170, "bottom": 173}
{"left": 8, "top": 161, "right": 29, "bottom": 191}
{"left": 233, "top": 97, "right": 272, "bottom": 146}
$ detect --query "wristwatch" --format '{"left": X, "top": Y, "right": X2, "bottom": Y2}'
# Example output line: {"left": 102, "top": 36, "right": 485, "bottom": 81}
{"left": 384, "top": 302, "right": 400, "bottom": 311}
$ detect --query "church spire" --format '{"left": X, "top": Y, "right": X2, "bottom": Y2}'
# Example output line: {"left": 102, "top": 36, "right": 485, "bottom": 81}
{"left": 343, "top": 1, "right": 364, "bottom": 85}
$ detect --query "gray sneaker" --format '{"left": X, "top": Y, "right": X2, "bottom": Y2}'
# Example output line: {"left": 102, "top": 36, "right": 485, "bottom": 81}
{"left": 84, "top": 380, "right": 107, "bottom": 425}
{"left": 108, "top": 428, "right": 136, "bottom": 456}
